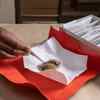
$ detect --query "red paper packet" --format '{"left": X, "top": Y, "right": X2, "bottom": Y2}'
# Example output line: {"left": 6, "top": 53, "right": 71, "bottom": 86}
{"left": 0, "top": 27, "right": 99, "bottom": 100}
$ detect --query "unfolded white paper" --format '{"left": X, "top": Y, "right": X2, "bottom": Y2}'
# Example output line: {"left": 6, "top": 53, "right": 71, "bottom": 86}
{"left": 63, "top": 15, "right": 100, "bottom": 47}
{"left": 23, "top": 37, "right": 88, "bottom": 85}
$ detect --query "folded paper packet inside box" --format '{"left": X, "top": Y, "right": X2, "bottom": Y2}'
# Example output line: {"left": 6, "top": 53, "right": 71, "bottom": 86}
{"left": 23, "top": 37, "right": 88, "bottom": 85}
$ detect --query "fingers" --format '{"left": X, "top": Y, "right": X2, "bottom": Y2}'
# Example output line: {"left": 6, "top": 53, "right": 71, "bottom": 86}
{"left": 0, "top": 42, "right": 16, "bottom": 58}
{"left": 0, "top": 28, "right": 30, "bottom": 55}
{"left": 0, "top": 42, "right": 15, "bottom": 54}
{"left": 0, "top": 50, "right": 15, "bottom": 58}
{"left": 0, "top": 41, "right": 29, "bottom": 58}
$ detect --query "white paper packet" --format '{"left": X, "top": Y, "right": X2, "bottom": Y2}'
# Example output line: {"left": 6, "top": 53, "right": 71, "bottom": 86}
{"left": 23, "top": 37, "right": 88, "bottom": 85}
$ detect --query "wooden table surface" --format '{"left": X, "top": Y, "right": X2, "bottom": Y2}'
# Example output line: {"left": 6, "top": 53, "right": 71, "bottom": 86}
{"left": 0, "top": 24, "right": 100, "bottom": 100}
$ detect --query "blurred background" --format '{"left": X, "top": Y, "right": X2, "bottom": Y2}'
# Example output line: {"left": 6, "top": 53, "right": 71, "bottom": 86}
{"left": 1, "top": 0, "right": 100, "bottom": 23}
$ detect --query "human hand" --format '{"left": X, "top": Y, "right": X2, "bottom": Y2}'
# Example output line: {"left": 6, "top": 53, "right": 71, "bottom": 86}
{"left": 0, "top": 28, "right": 30, "bottom": 58}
